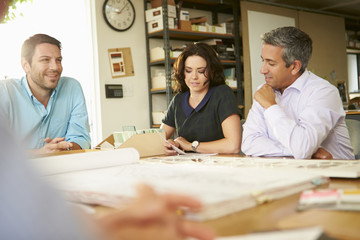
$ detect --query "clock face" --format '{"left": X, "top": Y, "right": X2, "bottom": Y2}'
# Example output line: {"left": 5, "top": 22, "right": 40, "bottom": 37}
{"left": 103, "top": 0, "right": 136, "bottom": 31}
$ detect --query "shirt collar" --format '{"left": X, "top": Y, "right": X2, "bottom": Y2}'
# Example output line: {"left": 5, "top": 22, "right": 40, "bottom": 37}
{"left": 285, "top": 70, "right": 309, "bottom": 92}
{"left": 21, "top": 76, "right": 57, "bottom": 102}
{"left": 21, "top": 76, "right": 34, "bottom": 100}
{"left": 182, "top": 87, "right": 215, "bottom": 117}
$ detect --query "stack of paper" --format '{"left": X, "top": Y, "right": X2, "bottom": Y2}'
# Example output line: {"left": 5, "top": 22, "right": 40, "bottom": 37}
{"left": 31, "top": 149, "right": 328, "bottom": 220}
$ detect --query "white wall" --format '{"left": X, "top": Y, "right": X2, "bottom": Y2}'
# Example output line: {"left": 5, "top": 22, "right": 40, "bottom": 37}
{"left": 88, "top": 2, "right": 234, "bottom": 143}
{"left": 348, "top": 54, "right": 359, "bottom": 92}
{"left": 90, "top": 0, "right": 150, "bottom": 143}
{"left": 247, "top": 11, "right": 295, "bottom": 96}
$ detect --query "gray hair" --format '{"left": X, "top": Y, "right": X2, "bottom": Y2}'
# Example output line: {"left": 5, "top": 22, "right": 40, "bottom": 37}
{"left": 262, "top": 26, "right": 312, "bottom": 74}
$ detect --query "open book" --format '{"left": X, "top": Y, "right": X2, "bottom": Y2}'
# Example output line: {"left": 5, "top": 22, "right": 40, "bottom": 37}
{"left": 31, "top": 149, "right": 328, "bottom": 220}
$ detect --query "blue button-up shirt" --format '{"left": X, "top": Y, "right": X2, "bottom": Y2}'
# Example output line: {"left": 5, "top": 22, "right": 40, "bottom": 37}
{"left": 0, "top": 76, "right": 91, "bottom": 149}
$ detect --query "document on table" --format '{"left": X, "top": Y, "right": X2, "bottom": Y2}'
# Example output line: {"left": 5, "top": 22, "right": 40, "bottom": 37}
{"left": 31, "top": 148, "right": 139, "bottom": 175}
{"left": 156, "top": 131, "right": 186, "bottom": 155}
{"left": 146, "top": 155, "right": 360, "bottom": 178}
{"left": 32, "top": 149, "right": 328, "bottom": 220}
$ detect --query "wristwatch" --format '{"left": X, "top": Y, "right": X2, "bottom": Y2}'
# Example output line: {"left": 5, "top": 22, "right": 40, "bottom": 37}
{"left": 191, "top": 141, "right": 199, "bottom": 152}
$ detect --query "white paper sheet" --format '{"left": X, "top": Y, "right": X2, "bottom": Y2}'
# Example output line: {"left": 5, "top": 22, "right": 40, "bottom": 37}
{"left": 31, "top": 148, "right": 139, "bottom": 175}
{"left": 146, "top": 155, "right": 360, "bottom": 178}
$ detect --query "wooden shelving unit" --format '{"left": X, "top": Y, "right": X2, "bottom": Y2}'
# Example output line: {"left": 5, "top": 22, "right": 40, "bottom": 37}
{"left": 144, "top": 0, "right": 243, "bottom": 127}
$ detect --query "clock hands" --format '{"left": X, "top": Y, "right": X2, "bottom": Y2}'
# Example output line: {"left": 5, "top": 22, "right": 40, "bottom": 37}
{"left": 109, "top": 2, "right": 129, "bottom": 15}
{"left": 118, "top": 2, "right": 129, "bottom": 14}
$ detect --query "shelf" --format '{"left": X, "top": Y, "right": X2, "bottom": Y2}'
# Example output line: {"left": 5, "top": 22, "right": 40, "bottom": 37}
{"left": 150, "top": 88, "right": 167, "bottom": 93}
{"left": 151, "top": 86, "right": 239, "bottom": 94}
{"left": 150, "top": 58, "right": 176, "bottom": 66}
{"left": 148, "top": 29, "right": 234, "bottom": 41}
{"left": 221, "top": 60, "right": 236, "bottom": 66}
{"left": 347, "top": 47, "right": 360, "bottom": 54}
{"left": 145, "top": 0, "right": 243, "bottom": 126}
{"left": 150, "top": 59, "right": 236, "bottom": 66}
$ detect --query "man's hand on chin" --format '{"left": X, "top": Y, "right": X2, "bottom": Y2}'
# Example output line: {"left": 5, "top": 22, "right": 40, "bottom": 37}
{"left": 254, "top": 84, "right": 276, "bottom": 109}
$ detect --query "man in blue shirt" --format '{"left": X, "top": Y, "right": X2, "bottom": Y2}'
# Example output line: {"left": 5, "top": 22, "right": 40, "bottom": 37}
{"left": 0, "top": 34, "right": 90, "bottom": 154}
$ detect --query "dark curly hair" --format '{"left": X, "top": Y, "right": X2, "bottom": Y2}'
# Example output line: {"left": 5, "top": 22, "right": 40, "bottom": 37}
{"left": 173, "top": 42, "right": 225, "bottom": 93}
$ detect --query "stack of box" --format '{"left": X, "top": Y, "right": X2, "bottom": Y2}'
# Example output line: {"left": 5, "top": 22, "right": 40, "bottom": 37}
{"left": 217, "top": 45, "right": 235, "bottom": 61}
{"left": 150, "top": 47, "right": 183, "bottom": 62}
{"left": 208, "top": 23, "right": 227, "bottom": 34}
{"left": 145, "top": 4, "right": 177, "bottom": 33}
{"left": 151, "top": 68, "right": 166, "bottom": 89}
{"left": 190, "top": 16, "right": 207, "bottom": 32}
{"left": 200, "top": 39, "right": 235, "bottom": 61}
{"left": 178, "top": 10, "right": 191, "bottom": 31}
{"left": 152, "top": 111, "right": 166, "bottom": 125}
{"left": 224, "top": 68, "right": 237, "bottom": 88}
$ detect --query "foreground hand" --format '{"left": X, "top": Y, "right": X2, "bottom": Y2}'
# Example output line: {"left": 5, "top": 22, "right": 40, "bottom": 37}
{"left": 164, "top": 138, "right": 181, "bottom": 155}
{"left": 40, "top": 137, "right": 73, "bottom": 153}
{"left": 97, "top": 184, "right": 215, "bottom": 240}
{"left": 311, "top": 148, "right": 333, "bottom": 159}
{"left": 174, "top": 137, "right": 191, "bottom": 152}
{"left": 254, "top": 84, "right": 276, "bottom": 109}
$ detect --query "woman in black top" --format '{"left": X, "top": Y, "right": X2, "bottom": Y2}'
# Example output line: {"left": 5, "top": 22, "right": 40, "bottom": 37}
{"left": 161, "top": 43, "right": 241, "bottom": 155}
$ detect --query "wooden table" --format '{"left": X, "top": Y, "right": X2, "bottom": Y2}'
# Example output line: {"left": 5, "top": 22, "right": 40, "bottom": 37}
{"left": 51, "top": 151, "right": 359, "bottom": 239}
{"left": 203, "top": 178, "right": 360, "bottom": 240}
{"left": 346, "top": 110, "right": 360, "bottom": 121}
{"left": 93, "top": 177, "right": 360, "bottom": 239}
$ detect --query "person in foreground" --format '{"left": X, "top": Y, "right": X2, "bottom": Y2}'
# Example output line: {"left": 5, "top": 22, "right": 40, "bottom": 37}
{"left": 0, "top": 34, "right": 91, "bottom": 154}
{"left": 161, "top": 42, "right": 242, "bottom": 155}
{"left": 241, "top": 26, "right": 354, "bottom": 159}
{"left": 0, "top": 119, "right": 215, "bottom": 240}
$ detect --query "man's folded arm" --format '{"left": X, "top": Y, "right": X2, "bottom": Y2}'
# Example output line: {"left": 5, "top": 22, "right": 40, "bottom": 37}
{"left": 263, "top": 90, "right": 343, "bottom": 159}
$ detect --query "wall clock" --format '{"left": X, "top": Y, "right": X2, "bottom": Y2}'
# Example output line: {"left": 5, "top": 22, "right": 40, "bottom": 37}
{"left": 103, "top": 0, "right": 136, "bottom": 32}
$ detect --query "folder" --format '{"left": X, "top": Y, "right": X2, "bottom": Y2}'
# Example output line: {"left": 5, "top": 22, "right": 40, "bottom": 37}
{"left": 96, "top": 132, "right": 165, "bottom": 158}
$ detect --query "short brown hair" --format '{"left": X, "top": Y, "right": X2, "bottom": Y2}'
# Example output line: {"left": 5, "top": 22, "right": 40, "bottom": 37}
{"left": 21, "top": 34, "right": 61, "bottom": 65}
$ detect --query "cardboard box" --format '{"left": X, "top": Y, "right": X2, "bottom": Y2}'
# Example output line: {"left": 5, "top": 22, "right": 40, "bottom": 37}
{"left": 191, "top": 24, "right": 207, "bottom": 32}
{"left": 150, "top": 47, "right": 182, "bottom": 61}
{"left": 150, "top": 0, "right": 175, "bottom": 8}
{"left": 145, "top": 5, "right": 176, "bottom": 22}
{"left": 226, "top": 79, "right": 237, "bottom": 88}
{"left": 152, "top": 111, "right": 166, "bottom": 125}
{"left": 148, "top": 17, "right": 175, "bottom": 33}
{"left": 151, "top": 75, "right": 166, "bottom": 89}
{"left": 96, "top": 132, "right": 165, "bottom": 158}
{"left": 180, "top": 20, "right": 192, "bottom": 31}
{"left": 210, "top": 23, "right": 226, "bottom": 34}
{"left": 180, "top": 10, "right": 190, "bottom": 21}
